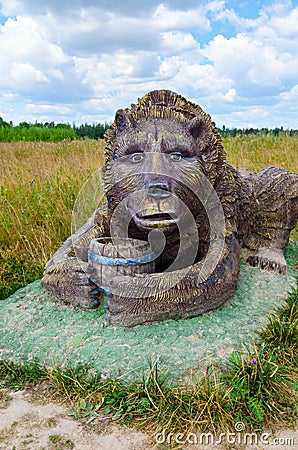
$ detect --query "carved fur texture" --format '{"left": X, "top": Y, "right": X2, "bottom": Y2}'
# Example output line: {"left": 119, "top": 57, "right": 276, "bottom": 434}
{"left": 42, "top": 90, "right": 298, "bottom": 326}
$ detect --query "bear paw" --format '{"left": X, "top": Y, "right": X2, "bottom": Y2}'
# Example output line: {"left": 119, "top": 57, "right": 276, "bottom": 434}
{"left": 248, "top": 247, "right": 287, "bottom": 274}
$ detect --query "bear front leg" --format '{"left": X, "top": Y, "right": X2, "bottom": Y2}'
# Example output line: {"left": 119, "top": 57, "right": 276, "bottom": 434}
{"left": 42, "top": 204, "right": 110, "bottom": 308}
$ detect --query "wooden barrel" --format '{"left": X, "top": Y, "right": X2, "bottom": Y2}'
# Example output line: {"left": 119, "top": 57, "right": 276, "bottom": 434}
{"left": 88, "top": 237, "right": 155, "bottom": 293}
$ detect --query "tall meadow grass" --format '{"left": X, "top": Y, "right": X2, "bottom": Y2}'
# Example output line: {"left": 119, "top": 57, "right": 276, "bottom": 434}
{"left": 0, "top": 135, "right": 297, "bottom": 299}
{"left": 0, "top": 140, "right": 104, "bottom": 299}
{"left": 224, "top": 134, "right": 298, "bottom": 172}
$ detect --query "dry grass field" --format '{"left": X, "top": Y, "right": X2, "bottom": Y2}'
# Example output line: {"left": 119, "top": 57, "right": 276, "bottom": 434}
{"left": 0, "top": 140, "right": 104, "bottom": 299}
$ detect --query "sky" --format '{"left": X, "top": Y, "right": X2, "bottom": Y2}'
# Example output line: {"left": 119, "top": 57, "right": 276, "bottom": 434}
{"left": 0, "top": 0, "right": 298, "bottom": 128}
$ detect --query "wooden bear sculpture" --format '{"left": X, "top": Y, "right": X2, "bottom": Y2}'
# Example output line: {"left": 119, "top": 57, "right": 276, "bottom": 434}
{"left": 42, "top": 90, "right": 298, "bottom": 326}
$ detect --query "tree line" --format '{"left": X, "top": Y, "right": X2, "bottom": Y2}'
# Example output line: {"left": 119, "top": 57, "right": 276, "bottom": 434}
{"left": 0, "top": 116, "right": 297, "bottom": 142}
{"left": 217, "top": 125, "right": 298, "bottom": 137}
{"left": 0, "top": 117, "right": 111, "bottom": 142}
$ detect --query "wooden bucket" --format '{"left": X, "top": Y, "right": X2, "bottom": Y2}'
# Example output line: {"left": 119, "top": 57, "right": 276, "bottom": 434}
{"left": 88, "top": 237, "right": 155, "bottom": 294}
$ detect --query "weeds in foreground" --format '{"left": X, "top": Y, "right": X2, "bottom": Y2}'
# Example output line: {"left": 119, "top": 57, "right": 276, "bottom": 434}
{"left": 257, "top": 289, "right": 298, "bottom": 360}
{"left": 0, "top": 289, "right": 297, "bottom": 439}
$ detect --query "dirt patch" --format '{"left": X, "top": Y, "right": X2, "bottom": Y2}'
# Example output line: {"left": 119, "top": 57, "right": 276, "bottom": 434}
{"left": 1, "top": 389, "right": 297, "bottom": 450}
{"left": 0, "top": 389, "right": 153, "bottom": 450}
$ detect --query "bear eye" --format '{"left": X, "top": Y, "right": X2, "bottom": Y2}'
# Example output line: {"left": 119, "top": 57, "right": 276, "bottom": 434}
{"left": 129, "top": 152, "right": 144, "bottom": 163}
{"left": 170, "top": 152, "right": 183, "bottom": 162}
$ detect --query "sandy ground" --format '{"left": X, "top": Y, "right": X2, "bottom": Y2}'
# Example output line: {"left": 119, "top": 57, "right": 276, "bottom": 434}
{"left": 0, "top": 389, "right": 154, "bottom": 450}
{"left": 0, "top": 389, "right": 297, "bottom": 450}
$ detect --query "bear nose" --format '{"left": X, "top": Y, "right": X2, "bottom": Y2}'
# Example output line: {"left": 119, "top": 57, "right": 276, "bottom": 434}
{"left": 146, "top": 181, "right": 171, "bottom": 199}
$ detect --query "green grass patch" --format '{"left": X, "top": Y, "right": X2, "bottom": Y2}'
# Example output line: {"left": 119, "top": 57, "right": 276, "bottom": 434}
{"left": 0, "top": 248, "right": 44, "bottom": 300}
{"left": 0, "top": 289, "right": 297, "bottom": 439}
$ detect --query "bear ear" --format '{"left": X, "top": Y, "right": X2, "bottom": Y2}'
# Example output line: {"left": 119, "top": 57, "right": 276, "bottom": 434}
{"left": 187, "top": 115, "right": 209, "bottom": 140}
{"left": 115, "top": 109, "right": 132, "bottom": 132}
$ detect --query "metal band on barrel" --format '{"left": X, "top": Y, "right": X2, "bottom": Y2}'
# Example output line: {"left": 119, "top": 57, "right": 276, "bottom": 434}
{"left": 88, "top": 251, "right": 156, "bottom": 267}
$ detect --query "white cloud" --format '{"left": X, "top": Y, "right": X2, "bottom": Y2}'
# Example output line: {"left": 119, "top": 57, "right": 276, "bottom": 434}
{"left": 270, "top": 6, "right": 298, "bottom": 36}
{"left": 11, "top": 62, "right": 49, "bottom": 85}
{"left": 278, "top": 84, "right": 298, "bottom": 109}
{"left": 0, "top": 16, "right": 66, "bottom": 65}
{"left": 39, "top": 11, "right": 162, "bottom": 55}
{"left": 153, "top": 4, "right": 210, "bottom": 31}
{"left": 157, "top": 57, "right": 183, "bottom": 80}
{"left": 74, "top": 51, "right": 161, "bottom": 93}
{"left": 161, "top": 31, "right": 200, "bottom": 55}
{"left": 171, "top": 62, "right": 234, "bottom": 98}
{"left": 0, "top": 15, "right": 68, "bottom": 90}
{"left": 203, "top": 6, "right": 298, "bottom": 95}
{"left": 210, "top": 5, "right": 266, "bottom": 30}
{"left": 0, "top": 0, "right": 202, "bottom": 17}
{"left": 0, "top": 0, "right": 23, "bottom": 16}
{"left": 205, "top": 0, "right": 226, "bottom": 14}
{"left": 214, "top": 106, "right": 271, "bottom": 129}
{"left": 26, "top": 103, "right": 71, "bottom": 113}
{"left": 224, "top": 88, "right": 237, "bottom": 102}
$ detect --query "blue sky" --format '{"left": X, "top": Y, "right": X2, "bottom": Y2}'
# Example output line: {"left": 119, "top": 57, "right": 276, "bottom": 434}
{"left": 0, "top": 0, "right": 298, "bottom": 128}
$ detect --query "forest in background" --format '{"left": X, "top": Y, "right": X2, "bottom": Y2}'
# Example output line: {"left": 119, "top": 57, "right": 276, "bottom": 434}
{"left": 0, "top": 117, "right": 110, "bottom": 142}
{"left": 1, "top": 116, "right": 298, "bottom": 142}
